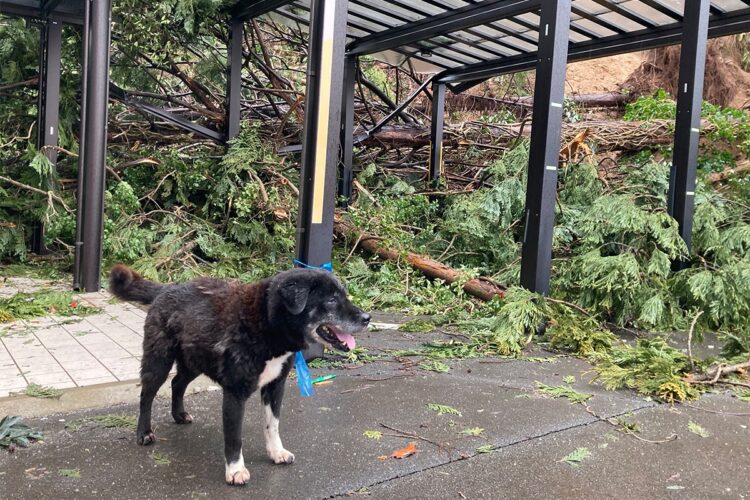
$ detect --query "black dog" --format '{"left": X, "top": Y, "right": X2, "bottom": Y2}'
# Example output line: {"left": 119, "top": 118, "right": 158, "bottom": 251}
{"left": 109, "top": 265, "right": 370, "bottom": 485}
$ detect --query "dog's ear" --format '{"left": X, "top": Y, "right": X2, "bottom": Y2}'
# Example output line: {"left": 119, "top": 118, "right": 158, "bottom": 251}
{"left": 279, "top": 280, "right": 310, "bottom": 315}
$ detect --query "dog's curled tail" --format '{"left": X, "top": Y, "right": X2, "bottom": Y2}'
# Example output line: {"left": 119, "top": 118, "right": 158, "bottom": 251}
{"left": 109, "top": 264, "right": 164, "bottom": 305}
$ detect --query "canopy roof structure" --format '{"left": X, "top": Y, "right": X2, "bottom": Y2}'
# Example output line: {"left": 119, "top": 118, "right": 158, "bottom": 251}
{"left": 239, "top": 0, "right": 750, "bottom": 89}
{"left": 2, "top": 2, "right": 749, "bottom": 330}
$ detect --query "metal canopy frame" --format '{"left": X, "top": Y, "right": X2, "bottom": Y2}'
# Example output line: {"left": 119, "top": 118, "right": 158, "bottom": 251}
{"left": 2, "top": 0, "right": 750, "bottom": 298}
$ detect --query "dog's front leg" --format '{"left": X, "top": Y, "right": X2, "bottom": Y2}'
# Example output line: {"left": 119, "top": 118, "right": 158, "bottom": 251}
{"left": 222, "top": 389, "right": 250, "bottom": 485}
{"left": 261, "top": 375, "right": 295, "bottom": 464}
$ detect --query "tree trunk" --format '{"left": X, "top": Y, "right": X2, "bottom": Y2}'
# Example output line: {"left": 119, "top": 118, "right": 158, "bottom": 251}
{"left": 364, "top": 119, "right": 714, "bottom": 154}
{"left": 333, "top": 218, "right": 506, "bottom": 301}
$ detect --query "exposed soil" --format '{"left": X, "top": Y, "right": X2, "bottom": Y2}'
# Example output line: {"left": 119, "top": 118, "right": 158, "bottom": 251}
{"left": 565, "top": 52, "right": 643, "bottom": 95}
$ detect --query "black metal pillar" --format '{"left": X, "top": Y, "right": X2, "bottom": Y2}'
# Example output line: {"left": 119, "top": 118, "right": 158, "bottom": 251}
{"left": 519, "top": 0, "right": 571, "bottom": 295}
{"left": 296, "top": 0, "right": 348, "bottom": 359}
{"left": 76, "top": 0, "right": 112, "bottom": 292}
{"left": 32, "top": 17, "right": 63, "bottom": 254}
{"left": 338, "top": 55, "right": 356, "bottom": 207}
{"left": 428, "top": 81, "right": 446, "bottom": 185}
{"left": 667, "top": 0, "right": 710, "bottom": 269}
{"left": 226, "top": 17, "right": 243, "bottom": 141}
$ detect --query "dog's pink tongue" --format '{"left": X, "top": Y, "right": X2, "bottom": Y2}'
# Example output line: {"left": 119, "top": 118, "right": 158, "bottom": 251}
{"left": 335, "top": 332, "right": 356, "bottom": 350}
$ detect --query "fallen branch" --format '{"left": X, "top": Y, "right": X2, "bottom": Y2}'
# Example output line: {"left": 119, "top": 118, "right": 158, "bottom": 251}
{"left": 0, "top": 176, "right": 73, "bottom": 214}
{"left": 415, "top": 91, "right": 628, "bottom": 114}
{"left": 334, "top": 217, "right": 506, "bottom": 301}
{"left": 378, "top": 422, "right": 448, "bottom": 453}
{"left": 687, "top": 358, "right": 750, "bottom": 383}
{"left": 364, "top": 119, "right": 714, "bottom": 155}
{"left": 707, "top": 160, "right": 750, "bottom": 184}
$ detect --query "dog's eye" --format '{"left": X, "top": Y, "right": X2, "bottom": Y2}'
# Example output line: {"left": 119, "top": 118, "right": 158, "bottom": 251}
{"left": 327, "top": 297, "right": 337, "bottom": 304}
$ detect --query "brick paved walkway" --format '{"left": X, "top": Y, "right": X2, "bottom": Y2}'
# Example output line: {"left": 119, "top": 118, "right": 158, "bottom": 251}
{"left": 0, "top": 286, "right": 148, "bottom": 398}
{"left": 0, "top": 278, "right": 403, "bottom": 399}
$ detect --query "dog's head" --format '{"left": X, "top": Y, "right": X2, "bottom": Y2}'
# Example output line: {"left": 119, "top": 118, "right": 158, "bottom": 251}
{"left": 267, "top": 269, "right": 370, "bottom": 352}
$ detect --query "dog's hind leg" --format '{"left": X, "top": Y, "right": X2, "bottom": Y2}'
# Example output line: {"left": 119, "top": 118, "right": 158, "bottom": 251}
{"left": 261, "top": 374, "right": 295, "bottom": 465}
{"left": 171, "top": 360, "right": 198, "bottom": 424}
{"left": 222, "top": 389, "right": 250, "bottom": 485}
{"left": 136, "top": 329, "right": 175, "bottom": 445}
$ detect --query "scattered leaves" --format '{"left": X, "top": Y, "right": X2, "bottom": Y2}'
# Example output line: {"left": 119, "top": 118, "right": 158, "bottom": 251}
{"left": 58, "top": 468, "right": 80, "bottom": 478}
{"left": 427, "top": 403, "right": 462, "bottom": 417}
{"left": 390, "top": 442, "right": 417, "bottom": 459}
{"left": 615, "top": 418, "right": 641, "bottom": 434}
{"left": 687, "top": 421, "right": 710, "bottom": 438}
{"left": 0, "top": 291, "right": 99, "bottom": 323}
{"left": 476, "top": 444, "right": 495, "bottom": 454}
{"left": 461, "top": 427, "right": 485, "bottom": 437}
{"left": 419, "top": 360, "right": 450, "bottom": 373}
{"left": 398, "top": 319, "right": 435, "bottom": 333}
{"left": 151, "top": 451, "right": 171, "bottom": 465}
{"left": 536, "top": 382, "right": 592, "bottom": 404}
{"left": 25, "top": 383, "right": 63, "bottom": 399}
{"left": 65, "top": 415, "right": 137, "bottom": 432}
{"left": 363, "top": 430, "right": 383, "bottom": 440}
{"left": 560, "top": 447, "right": 591, "bottom": 466}
{"left": 563, "top": 375, "right": 576, "bottom": 384}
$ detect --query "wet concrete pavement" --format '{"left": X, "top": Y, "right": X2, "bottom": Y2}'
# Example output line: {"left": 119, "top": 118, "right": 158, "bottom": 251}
{"left": 1, "top": 319, "right": 749, "bottom": 499}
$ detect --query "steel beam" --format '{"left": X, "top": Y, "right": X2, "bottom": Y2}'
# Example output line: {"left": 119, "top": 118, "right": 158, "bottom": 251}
{"left": 77, "top": 0, "right": 112, "bottom": 292}
{"left": 108, "top": 83, "right": 225, "bottom": 143}
{"left": 338, "top": 56, "right": 356, "bottom": 207}
{"left": 438, "top": 7, "right": 750, "bottom": 85}
{"left": 346, "top": 0, "right": 540, "bottom": 57}
{"left": 0, "top": 2, "right": 83, "bottom": 24}
{"left": 428, "top": 81, "right": 446, "bottom": 185}
{"left": 32, "top": 17, "right": 63, "bottom": 254}
{"left": 73, "top": 0, "right": 91, "bottom": 291}
{"left": 519, "top": 0, "right": 571, "bottom": 295}
{"left": 230, "top": 0, "right": 295, "bottom": 21}
{"left": 667, "top": 0, "right": 710, "bottom": 269}
{"left": 226, "top": 18, "right": 243, "bottom": 141}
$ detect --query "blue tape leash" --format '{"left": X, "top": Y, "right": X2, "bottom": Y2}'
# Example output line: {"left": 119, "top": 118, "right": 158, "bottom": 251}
{"left": 295, "top": 351, "right": 314, "bottom": 397}
{"left": 292, "top": 259, "right": 333, "bottom": 397}
{"left": 293, "top": 259, "right": 333, "bottom": 273}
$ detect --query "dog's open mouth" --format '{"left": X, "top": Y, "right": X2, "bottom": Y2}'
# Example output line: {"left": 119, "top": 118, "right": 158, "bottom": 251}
{"left": 316, "top": 324, "right": 356, "bottom": 352}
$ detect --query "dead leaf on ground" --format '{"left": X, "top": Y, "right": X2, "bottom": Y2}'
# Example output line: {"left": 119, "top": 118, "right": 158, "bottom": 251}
{"left": 376, "top": 455, "right": 388, "bottom": 461}
{"left": 390, "top": 442, "right": 417, "bottom": 459}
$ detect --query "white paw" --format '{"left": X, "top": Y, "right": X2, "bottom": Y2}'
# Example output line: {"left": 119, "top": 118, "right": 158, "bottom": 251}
{"left": 268, "top": 448, "right": 295, "bottom": 464}
{"left": 225, "top": 456, "right": 250, "bottom": 485}
{"left": 225, "top": 466, "right": 250, "bottom": 485}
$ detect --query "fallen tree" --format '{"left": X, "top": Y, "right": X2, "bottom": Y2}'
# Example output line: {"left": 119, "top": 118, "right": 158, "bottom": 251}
{"left": 414, "top": 91, "right": 628, "bottom": 114}
{"left": 333, "top": 217, "right": 506, "bottom": 301}
{"left": 364, "top": 119, "right": 711, "bottom": 154}
{"left": 707, "top": 160, "right": 750, "bottom": 184}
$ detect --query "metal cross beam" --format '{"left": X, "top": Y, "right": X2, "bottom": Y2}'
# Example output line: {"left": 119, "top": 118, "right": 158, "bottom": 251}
{"left": 108, "top": 83, "right": 226, "bottom": 143}
{"left": 519, "top": 0, "right": 571, "bottom": 295}
{"left": 667, "top": 0, "right": 711, "bottom": 269}
{"left": 346, "top": 0, "right": 540, "bottom": 57}
{"left": 230, "top": 0, "right": 295, "bottom": 21}
{"left": 439, "top": 7, "right": 750, "bottom": 86}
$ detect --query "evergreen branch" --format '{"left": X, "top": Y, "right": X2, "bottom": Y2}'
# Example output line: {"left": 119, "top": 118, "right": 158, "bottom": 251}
{"left": 0, "top": 176, "right": 73, "bottom": 214}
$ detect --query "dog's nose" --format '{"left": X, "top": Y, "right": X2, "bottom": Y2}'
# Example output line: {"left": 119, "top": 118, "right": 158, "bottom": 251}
{"left": 360, "top": 312, "right": 371, "bottom": 324}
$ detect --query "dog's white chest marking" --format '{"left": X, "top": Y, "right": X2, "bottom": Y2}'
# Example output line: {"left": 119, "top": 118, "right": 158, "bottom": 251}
{"left": 258, "top": 352, "right": 292, "bottom": 389}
